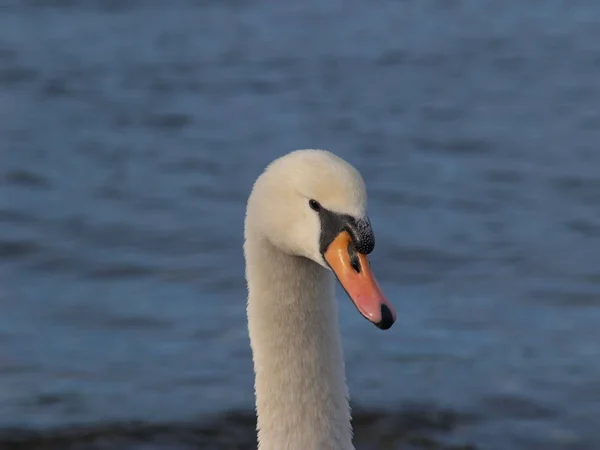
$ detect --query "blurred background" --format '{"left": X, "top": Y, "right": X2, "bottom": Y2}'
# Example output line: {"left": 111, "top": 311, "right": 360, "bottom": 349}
{"left": 1, "top": 0, "right": 599, "bottom": 449}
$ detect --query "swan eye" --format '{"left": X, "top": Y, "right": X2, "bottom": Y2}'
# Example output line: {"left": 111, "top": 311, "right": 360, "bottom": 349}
{"left": 308, "top": 199, "right": 321, "bottom": 212}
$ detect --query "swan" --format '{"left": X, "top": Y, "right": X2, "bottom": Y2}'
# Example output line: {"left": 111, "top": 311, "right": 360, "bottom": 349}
{"left": 244, "top": 149, "right": 397, "bottom": 450}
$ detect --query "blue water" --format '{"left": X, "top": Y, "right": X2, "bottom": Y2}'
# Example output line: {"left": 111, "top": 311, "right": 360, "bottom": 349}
{"left": 1, "top": 1, "right": 600, "bottom": 449}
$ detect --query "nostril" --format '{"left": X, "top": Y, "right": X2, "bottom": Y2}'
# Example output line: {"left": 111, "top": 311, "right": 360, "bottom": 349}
{"left": 348, "top": 242, "right": 362, "bottom": 274}
{"left": 350, "top": 254, "right": 360, "bottom": 273}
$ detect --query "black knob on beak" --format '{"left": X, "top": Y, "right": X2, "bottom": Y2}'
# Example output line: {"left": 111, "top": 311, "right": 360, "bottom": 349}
{"left": 345, "top": 217, "right": 374, "bottom": 255}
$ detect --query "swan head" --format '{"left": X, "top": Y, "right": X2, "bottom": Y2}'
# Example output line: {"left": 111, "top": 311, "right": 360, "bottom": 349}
{"left": 246, "top": 149, "right": 396, "bottom": 330}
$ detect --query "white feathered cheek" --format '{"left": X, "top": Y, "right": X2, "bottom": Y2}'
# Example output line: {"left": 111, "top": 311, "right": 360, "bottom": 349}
{"left": 291, "top": 211, "right": 323, "bottom": 262}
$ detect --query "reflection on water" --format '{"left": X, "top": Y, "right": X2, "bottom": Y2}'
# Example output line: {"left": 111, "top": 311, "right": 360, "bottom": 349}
{"left": 1, "top": 406, "right": 477, "bottom": 450}
{"left": 1, "top": 0, "right": 600, "bottom": 449}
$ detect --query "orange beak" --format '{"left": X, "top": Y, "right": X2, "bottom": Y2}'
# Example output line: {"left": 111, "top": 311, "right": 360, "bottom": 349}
{"left": 324, "top": 231, "right": 396, "bottom": 330}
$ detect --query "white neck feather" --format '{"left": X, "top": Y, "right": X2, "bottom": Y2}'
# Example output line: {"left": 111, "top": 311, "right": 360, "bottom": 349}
{"left": 245, "top": 233, "right": 354, "bottom": 450}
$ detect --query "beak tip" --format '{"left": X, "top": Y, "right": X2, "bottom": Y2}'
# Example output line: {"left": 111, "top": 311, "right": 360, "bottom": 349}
{"left": 375, "top": 304, "right": 396, "bottom": 330}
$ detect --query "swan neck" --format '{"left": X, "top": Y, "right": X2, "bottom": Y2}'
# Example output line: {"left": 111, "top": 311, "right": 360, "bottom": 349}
{"left": 245, "top": 235, "right": 354, "bottom": 450}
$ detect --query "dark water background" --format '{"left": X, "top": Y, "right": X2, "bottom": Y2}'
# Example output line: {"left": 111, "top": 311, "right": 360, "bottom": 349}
{"left": 1, "top": 1, "right": 600, "bottom": 449}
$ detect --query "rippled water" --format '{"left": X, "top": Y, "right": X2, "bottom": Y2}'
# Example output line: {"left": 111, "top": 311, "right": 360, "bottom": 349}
{"left": 1, "top": 1, "right": 600, "bottom": 449}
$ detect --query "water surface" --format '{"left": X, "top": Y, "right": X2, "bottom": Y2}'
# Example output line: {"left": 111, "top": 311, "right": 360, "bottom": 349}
{"left": 1, "top": 1, "right": 600, "bottom": 449}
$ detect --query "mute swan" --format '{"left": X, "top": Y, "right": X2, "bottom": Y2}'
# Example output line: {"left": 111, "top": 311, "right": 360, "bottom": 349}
{"left": 244, "top": 149, "right": 396, "bottom": 450}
